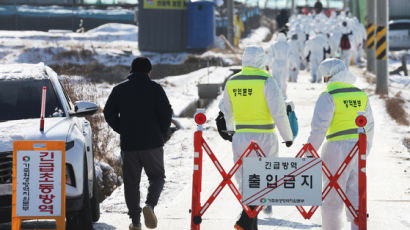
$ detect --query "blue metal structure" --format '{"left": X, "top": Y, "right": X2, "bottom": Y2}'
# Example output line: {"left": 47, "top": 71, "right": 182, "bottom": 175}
{"left": 187, "top": 1, "right": 214, "bottom": 49}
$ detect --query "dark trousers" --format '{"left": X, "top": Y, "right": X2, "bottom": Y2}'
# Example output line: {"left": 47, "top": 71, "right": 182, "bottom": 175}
{"left": 121, "top": 147, "right": 165, "bottom": 220}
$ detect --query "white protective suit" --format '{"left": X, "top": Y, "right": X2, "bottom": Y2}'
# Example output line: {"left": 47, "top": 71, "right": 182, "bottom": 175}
{"left": 288, "top": 34, "right": 304, "bottom": 82}
{"left": 329, "top": 30, "right": 342, "bottom": 58}
{"left": 304, "top": 34, "right": 327, "bottom": 83}
{"left": 307, "top": 59, "right": 374, "bottom": 230}
{"left": 292, "top": 24, "right": 308, "bottom": 70}
{"left": 219, "top": 46, "right": 293, "bottom": 192}
{"left": 340, "top": 20, "right": 354, "bottom": 68}
{"left": 351, "top": 19, "right": 366, "bottom": 64}
{"left": 268, "top": 33, "right": 291, "bottom": 98}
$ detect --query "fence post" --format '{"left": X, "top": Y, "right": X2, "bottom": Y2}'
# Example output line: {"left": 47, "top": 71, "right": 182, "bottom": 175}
{"left": 356, "top": 113, "right": 367, "bottom": 230}
{"left": 191, "top": 110, "right": 207, "bottom": 230}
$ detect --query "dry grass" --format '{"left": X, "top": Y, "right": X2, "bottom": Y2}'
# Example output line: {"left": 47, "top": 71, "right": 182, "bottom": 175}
{"left": 363, "top": 71, "right": 377, "bottom": 84}
{"left": 61, "top": 78, "right": 122, "bottom": 201}
{"left": 51, "top": 63, "right": 130, "bottom": 83}
{"left": 61, "top": 78, "right": 119, "bottom": 161}
{"left": 51, "top": 54, "right": 231, "bottom": 83}
{"left": 385, "top": 92, "right": 410, "bottom": 126}
{"left": 55, "top": 49, "right": 95, "bottom": 62}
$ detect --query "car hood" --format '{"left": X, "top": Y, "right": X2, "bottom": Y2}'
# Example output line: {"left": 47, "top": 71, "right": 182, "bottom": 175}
{"left": 0, "top": 117, "right": 71, "bottom": 152}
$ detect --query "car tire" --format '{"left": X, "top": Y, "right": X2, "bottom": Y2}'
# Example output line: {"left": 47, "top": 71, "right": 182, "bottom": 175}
{"left": 66, "top": 155, "right": 93, "bottom": 230}
{"left": 91, "top": 165, "right": 100, "bottom": 222}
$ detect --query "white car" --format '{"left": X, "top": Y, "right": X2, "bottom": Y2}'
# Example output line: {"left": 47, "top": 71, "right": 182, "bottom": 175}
{"left": 389, "top": 19, "right": 410, "bottom": 50}
{"left": 0, "top": 63, "right": 99, "bottom": 229}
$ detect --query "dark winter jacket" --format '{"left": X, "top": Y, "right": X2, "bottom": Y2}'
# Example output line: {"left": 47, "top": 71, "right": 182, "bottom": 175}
{"left": 103, "top": 72, "right": 173, "bottom": 151}
{"left": 276, "top": 10, "right": 289, "bottom": 31}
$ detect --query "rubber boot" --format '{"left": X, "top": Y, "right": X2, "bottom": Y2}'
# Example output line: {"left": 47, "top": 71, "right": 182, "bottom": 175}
{"left": 234, "top": 210, "right": 252, "bottom": 230}
{"left": 252, "top": 216, "right": 258, "bottom": 230}
{"left": 249, "top": 206, "right": 258, "bottom": 230}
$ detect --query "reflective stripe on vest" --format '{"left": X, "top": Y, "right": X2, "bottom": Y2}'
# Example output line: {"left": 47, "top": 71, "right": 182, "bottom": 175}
{"left": 326, "top": 82, "right": 367, "bottom": 141}
{"left": 231, "top": 75, "right": 268, "bottom": 80}
{"left": 236, "top": 124, "right": 275, "bottom": 130}
{"left": 227, "top": 67, "right": 275, "bottom": 133}
{"left": 326, "top": 128, "right": 358, "bottom": 140}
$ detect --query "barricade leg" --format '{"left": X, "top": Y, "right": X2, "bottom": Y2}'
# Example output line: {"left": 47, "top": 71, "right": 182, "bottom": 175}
{"left": 197, "top": 142, "right": 265, "bottom": 219}
{"left": 11, "top": 218, "right": 21, "bottom": 230}
{"left": 358, "top": 132, "right": 367, "bottom": 229}
{"left": 356, "top": 114, "right": 368, "bottom": 229}
{"left": 295, "top": 142, "right": 362, "bottom": 222}
{"left": 191, "top": 131, "right": 203, "bottom": 230}
{"left": 190, "top": 138, "right": 266, "bottom": 228}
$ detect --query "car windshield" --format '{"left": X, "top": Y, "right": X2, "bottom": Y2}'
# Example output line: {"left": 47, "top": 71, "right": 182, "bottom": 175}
{"left": 0, "top": 79, "right": 65, "bottom": 121}
{"left": 390, "top": 22, "right": 410, "bottom": 30}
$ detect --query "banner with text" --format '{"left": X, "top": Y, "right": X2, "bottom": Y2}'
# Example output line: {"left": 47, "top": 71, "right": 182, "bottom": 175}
{"left": 144, "top": 0, "right": 187, "bottom": 9}
{"left": 16, "top": 150, "right": 62, "bottom": 216}
{"left": 242, "top": 157, "right": 322, "bottom": 206}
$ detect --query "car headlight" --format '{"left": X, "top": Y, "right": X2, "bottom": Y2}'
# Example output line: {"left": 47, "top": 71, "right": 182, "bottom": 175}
{"left": 65, "top": 140, "right": 75, "bottom": 151}
{"left": 65, "top": 164, "right": 76, "bottom": 187}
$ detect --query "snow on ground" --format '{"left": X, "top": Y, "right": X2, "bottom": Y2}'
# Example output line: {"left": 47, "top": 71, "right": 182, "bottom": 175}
{"left": 157, "top": 66, "right": 233, "bottom": 116}
{"left": 0, "top": 23, "right": 274, "bottom": 67}
{"left": 95, "top": 66, "right": 410, "bottom": 229}
{"left": 0, "top": 23, "right": 190, "bottom": 66}
{"left": 0, "top": 23, "right": 248, "bottom": 67}
{"left": 239, "top": 27, "right": 272, "bottom": 50}
{"left": 388, "top": 50, "right": 410, "bottom": 88}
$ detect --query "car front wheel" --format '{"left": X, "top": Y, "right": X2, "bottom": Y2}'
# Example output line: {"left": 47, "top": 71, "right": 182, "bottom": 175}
{"left": 66, "top": 155, "right": 93, "bottom": 230}
{"left": 91, "top": 165, "right": 100, "bottom": 222}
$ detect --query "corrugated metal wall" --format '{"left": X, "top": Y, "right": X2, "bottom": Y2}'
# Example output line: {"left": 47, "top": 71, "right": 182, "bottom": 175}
{"left": 390, "top": 0, "right": 410, "bottom": 19}
{"left": 138, "top": 0, "right": 187, "bottom": 52}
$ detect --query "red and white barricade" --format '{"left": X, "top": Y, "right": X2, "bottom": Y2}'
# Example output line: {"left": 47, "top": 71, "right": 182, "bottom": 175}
{"left": 190, "top": 110, "right": 368, "bottom": 230}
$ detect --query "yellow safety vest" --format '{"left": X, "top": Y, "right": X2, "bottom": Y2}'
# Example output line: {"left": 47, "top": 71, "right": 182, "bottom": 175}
{"left": 226, "top": 67, "right": 275, "bottom": 133}
{"left": 326, "top": 82, "right": 368, "bottom": 141}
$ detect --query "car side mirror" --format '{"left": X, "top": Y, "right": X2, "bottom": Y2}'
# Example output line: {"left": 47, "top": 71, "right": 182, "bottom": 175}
{"left": 72, "top": 101, "right": 99, "bottom": 117}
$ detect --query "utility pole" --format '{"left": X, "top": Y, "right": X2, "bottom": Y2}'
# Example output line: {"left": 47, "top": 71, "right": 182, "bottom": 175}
{"left": 366, "top": 0, "right": 376, "bottom": 73}
{"left": 291, "top": 0, "right": 295, "bottom": 15}
{"left": 355, "top": 0, "right": 360, "bottom": 20}
{"left": 227, "top": 0, "right": 234, "bottom": 46}
{"left": 375, "top": 0, "right": 388, "bottom": 95}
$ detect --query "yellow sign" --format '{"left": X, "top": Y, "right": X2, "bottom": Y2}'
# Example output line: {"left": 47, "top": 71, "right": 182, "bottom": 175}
{"left": 144, "top": 0, "right": 187, "bottom": 9}
{"left": 12, "top": 141, "right": 66, "bottom": 230}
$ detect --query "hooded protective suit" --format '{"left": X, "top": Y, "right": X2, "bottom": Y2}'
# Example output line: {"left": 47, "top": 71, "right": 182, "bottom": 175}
{"left": 268, "top": 33, "right": 291, "bottom": 98}
{"left": 288, "top": 33, "right": 304, "bottom": 82}
{"left": 304, "top": 34, "right": 327, "bottom": 83}
{"left": 219, "top": 46, "right": 293, "bottom": 192}
{"left": 340, "top": 20, "right": 354, "bottom": 68}
{"left": 329, "top": 30, "right": 342, "bottom": 58}
{"left": 351, "top": 19, "right": 366, "bottom": 64}
{"left": 307, "top": 59, "right": 374, "bottom": 230}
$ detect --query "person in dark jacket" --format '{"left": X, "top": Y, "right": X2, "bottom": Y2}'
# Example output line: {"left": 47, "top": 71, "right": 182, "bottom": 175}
{"left": 276, "top": 9, "right": 289, "bottom": 32}
{"left": 314, "top": 0, "right": 323, "bottom": 14}
{"left": 104, "top": 57, "right": 173, "bottom": 230}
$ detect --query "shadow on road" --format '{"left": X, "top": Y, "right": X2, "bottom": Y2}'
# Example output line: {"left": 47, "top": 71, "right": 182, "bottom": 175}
{"left": 258, "top": 217, "right": 321, "bottom": 229}
{"left": 0, "top": 221, "right": 115, "bottom": 230}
